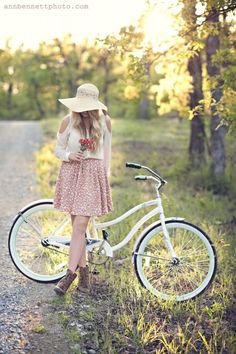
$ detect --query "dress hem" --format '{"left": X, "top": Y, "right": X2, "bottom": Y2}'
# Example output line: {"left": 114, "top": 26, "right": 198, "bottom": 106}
{"left": 53, "top": 204, "right": 114, "bottom": 217}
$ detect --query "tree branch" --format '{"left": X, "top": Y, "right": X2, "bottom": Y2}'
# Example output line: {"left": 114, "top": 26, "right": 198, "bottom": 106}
{"left": 148, "top": 4, "right": 236, "bottom": 65}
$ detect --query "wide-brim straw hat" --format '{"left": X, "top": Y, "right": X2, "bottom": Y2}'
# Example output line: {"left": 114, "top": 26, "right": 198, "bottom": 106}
{"left": 58, "top": 83, "right": 107, "bottom": 113}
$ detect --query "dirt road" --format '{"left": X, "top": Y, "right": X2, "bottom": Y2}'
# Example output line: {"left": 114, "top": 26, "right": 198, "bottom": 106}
{"left": 0, "top": 121, "right": 70, "bottom": 354}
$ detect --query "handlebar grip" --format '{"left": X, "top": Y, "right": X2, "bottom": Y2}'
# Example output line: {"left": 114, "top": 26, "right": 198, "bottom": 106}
{"left": 134, "top": 175, "right": 147, "bottom": 180}
{"left": 126, "top": 162, "right": 142, "bottom": 169}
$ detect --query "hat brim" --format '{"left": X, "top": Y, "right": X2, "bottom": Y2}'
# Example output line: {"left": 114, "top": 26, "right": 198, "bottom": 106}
{"left": 58, "top": 97, "right": 107, "bottom": 113}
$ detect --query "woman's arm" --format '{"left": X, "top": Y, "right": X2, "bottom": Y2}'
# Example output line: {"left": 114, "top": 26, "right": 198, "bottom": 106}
{"left": 55, "top": 114, "right": 86, "bottom": 162}
{"left": 103, "top": 115, "right": 112, "bottom": 177}
{"left": 54, "top": 115, "right": 71, "bottom": 162}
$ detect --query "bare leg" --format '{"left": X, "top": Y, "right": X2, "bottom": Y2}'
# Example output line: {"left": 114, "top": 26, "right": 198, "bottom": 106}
{"left": 70, "top": 215, "right": 87, "bottom": 268}
{"left": 68, "top": 214, "right": 90, "bottom": 273}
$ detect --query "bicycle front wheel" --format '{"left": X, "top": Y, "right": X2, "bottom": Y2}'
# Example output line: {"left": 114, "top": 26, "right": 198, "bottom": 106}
{"left": 134, "top": 220, "right": 217, "bottom": 301}
{"left": 8, "top": 200, "right": 71, "bottom": 283}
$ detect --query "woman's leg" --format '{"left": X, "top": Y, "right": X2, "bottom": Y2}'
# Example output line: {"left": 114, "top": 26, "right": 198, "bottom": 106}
{"left": 68, "top": 214, "right": 90, "bottom": 273}
{"left": 70, "top": 214, "right": 87, "bottom": 268}
{"left": 54, "top": 214, "right": 90, "bottom": 295}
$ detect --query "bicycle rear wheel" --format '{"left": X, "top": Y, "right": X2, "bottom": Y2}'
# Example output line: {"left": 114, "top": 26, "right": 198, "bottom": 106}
{"left": 8, "top": 200, "right": 71, "bottom": 283}
{"left": 134, "top": 220, "right": 217, "bottom": 301}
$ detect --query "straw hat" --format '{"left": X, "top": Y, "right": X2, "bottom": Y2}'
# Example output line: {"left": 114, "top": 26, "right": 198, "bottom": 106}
{"left": 58, "top": 83, "right": 107, "bottom": 113}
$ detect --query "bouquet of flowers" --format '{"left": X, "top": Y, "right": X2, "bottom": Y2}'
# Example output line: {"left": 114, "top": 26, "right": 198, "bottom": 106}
{"left": 79, "top": 138, "right": 95, "bottom": 152}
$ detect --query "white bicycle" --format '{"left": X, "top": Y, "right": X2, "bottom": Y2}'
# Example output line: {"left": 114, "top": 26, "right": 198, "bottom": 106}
{"left": 8, "top": 162, "right": 217, "bottom": 301}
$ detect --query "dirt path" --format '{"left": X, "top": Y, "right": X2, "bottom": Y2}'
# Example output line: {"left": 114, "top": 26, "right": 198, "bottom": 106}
{"left": 0, "top": 121, "right": 71, "bottom": 354}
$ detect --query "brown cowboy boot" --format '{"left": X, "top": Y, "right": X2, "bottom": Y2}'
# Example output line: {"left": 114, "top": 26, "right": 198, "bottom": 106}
{"left": 54, "top": 269, "right": 77, "bottom": 295}
{"left": 77, "top": 266, "right": 90, "bottom": 293}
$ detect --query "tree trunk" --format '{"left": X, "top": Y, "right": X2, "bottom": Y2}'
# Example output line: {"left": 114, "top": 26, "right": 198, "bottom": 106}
{"left": 56, "top": 39, "right": 80, "bottom": 97}
{"left": 7, "top": 82, "right": 13, "bottom": 110}
{"left": 188, "top": 54, "right": 205, "bottom": 167}
{"left": 206, "top": 6, "right": 226, "bottom": 177}
{"left": 54, "top": 76, "right": 62, "bottom": 115}
{"left": 103, "top": 59, "right": 110, "bottom": 107}
{"left": 97, "top": 52, "right": 118, "bottom": 109}
{"left": 139, "top": 62, "right": 150, "bottom": 120}
{"left": 55, "top": 86, "right": 62, "bottom": 115}
{"left": 139, "top": 99, "right": 149, "bottom": 120}
{"left": 33, "top": 81, "right": 45, "bottom": 118}
{"left": 183, "top": 0, "right": 206, "bottom": 167}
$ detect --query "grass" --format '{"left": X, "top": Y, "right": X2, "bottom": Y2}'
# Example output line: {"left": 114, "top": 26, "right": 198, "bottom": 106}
{"left": 37, "top": 115, "right": 236, "bottom": 353}
{"left": 31, "top": 324, "right": 46, "bottom": 334}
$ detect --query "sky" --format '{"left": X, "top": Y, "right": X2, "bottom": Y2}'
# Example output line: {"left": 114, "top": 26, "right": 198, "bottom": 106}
{"left": 0, "top": 0, "right": 148, "bottom": 49}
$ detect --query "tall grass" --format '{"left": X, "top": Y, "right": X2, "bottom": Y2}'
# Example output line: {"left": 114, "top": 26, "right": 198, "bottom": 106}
{"left": 38, "top": 116, "right": 236, "bottom": 353}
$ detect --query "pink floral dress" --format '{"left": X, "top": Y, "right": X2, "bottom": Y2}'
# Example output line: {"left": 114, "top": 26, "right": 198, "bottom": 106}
{"left": 53, "top": 113, "right": 114, "bottom": 216}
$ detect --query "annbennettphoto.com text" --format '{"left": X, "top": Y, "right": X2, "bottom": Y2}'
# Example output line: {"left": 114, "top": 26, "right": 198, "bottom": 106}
{"left": 3, "top": 3, "right": 89, "bottom": 10}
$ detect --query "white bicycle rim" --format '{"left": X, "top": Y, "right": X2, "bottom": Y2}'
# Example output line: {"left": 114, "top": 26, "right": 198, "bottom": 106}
{"left": 134, "top": 221, "right": 216, "bottom": 301}
{"left": 9, "top": 202, "right": 69, "bottom": 282}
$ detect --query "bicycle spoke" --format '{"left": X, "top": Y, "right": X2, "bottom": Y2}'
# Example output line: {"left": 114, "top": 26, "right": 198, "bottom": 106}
{"left": 11, "top": 204, "right": 72, "bottom": 281}
{"left": 28, "top": 214, "right": 43, "bottom": 235}
{"left": 183, "top": 262, "right": 209, "bottom": 277}
{"left": 28, "top": 249, "right": 44, "bottom": 270}
{"left": 135, "top": 222, "right": 216, "bottom": 301}
{"left": 53, "top": 217, "right": 70, "bottom": 235}
{"left": 179, "top": 233, "right": 196, "bottom": 253}
{"left": 182, "top": 262, "right": 208, "bottom": 282}
{"left": 19, "top": 225, "right": 41, "bottom": 241}
{"left": 170, "top": 266, "right": 196, "bottom": 293}
{"left": 137, "top": 252, "right": 170, "bottom": 261}
{"left": 148, "top": 267, "right": 173, "bottom": 285}
{"left": 184, "top": 259, "right": 210, "bottom": 265}
{"left": 180, "top": 250, "right": 208, "bottom": 259}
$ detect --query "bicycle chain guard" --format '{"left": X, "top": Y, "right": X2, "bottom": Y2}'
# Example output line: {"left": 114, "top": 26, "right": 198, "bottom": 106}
{"left": 86, "top": 238, "right": 113, "bottom": 257}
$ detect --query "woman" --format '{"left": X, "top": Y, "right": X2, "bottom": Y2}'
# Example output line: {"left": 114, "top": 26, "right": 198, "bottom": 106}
{"left": 53, "top": 83, "right": 113, "bottom": 295}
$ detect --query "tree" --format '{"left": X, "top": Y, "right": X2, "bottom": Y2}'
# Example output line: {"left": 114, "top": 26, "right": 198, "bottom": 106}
{"left": 0, "top": 41, "right": 15, "bottom": 117}
{"left": 182, "top": 0, "right": 206, "bottom": 167}
{"left": 205, "top": 3, "right": 226, "bottom": 176}
{"left": 100, "top": 24, "right": 155, "bottom": 119}
{"left": 93, "top": 47, "right": 120, "bottom": 108}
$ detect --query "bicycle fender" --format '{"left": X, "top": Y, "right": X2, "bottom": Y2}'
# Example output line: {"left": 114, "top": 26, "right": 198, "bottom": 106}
{"left": 18, "top": 199, "right": 53, "bottom": 213}
{"left": 131, "top": 217, "right": 185, "bottom": 264}
{"left": 10, "top": 199, "right": 54, "bottom": 224}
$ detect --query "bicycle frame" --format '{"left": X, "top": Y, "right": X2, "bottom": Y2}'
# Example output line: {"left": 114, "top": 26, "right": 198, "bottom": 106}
{"left": 87, "top": 184, "right": 177, "bottom": 259}
{"left": 17, "top": 183, "right": 178, "bottom": 260}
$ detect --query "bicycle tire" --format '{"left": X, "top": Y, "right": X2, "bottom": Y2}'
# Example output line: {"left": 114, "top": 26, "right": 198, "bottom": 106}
{"left": 134, "top": 220, "right": 217, "bottom": 301}
{"left": 8, "top": 200, "right": 69, "bottom": 283}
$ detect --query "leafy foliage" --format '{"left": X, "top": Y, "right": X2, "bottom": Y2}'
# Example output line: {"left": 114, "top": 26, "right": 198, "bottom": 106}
{"left": 40, "top": 116, "right": 236, "bottom": 353}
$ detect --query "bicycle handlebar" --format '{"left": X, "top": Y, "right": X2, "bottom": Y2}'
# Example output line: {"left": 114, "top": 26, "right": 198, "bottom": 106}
{"left": 126, "top": 162, "right": 142, "bottom": 169}
{"left": 134, "top": 175, "right": 147, "bottom": 180}
{"left": 126, "top": 161, "right": 168, "bottom": 186}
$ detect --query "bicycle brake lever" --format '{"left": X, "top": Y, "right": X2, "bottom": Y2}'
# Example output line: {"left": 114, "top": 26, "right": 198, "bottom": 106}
{"left": 134, "top": 175, "right": 147, "bottom": 180}
{"left": 126, "top": 162, "right": 142, "bottom": 169}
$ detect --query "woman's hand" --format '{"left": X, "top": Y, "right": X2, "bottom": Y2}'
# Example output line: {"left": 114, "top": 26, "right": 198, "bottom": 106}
{"left": 68, "top": 151, "right": 85, "bottom": 161}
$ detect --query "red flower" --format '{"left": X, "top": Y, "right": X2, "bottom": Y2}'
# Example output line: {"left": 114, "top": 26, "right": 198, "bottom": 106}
{"left": 79, "top": 138, "right": 95, "bottom": 152}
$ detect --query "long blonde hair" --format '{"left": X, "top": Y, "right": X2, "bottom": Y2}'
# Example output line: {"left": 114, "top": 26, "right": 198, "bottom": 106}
{"left": 71, "top": 109, "right": 106, "bottom": 153}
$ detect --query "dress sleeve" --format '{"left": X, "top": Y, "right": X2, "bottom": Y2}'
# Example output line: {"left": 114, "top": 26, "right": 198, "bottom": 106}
{"left": 103, "top": 116, "right": 112, "bottom": 178}
{"left": 54, "top": 125, "right": 71, "bottom": 162}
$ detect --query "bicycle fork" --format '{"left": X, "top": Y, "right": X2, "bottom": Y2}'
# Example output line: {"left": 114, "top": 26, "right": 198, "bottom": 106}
{"left": 156, "top": 186, "right": 177, "bottom": 259}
